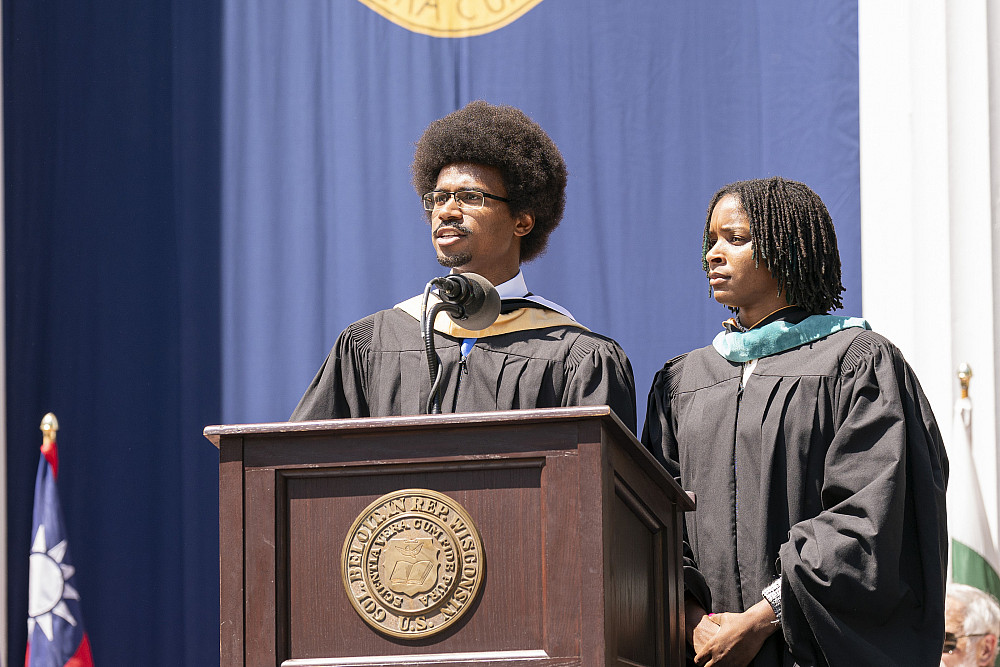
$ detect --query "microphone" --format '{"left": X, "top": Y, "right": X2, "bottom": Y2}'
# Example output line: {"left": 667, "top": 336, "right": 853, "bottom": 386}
{"left": 431, "top": 273, "right": 501, "bottom": 330}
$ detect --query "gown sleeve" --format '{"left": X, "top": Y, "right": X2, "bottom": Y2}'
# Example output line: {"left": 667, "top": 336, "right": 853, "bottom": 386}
{"left": 778, "top": 331, "right": 949, "bottom": 666}
{"left": 563, "top": 332, "right": 638, "bottom": 433}
{"left": 289, "top": 315, "right": 374, "bottom": 420}
{"left": 640, "top": 354, "right": 713, "bottom": 613}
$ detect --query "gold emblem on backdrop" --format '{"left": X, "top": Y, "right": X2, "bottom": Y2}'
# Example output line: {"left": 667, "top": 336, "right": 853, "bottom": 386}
{"left": 357, "top": 0, "right": 543, "bottom": 38}
{"left": 341, "top": 489, "right": 486, "bottom": 639}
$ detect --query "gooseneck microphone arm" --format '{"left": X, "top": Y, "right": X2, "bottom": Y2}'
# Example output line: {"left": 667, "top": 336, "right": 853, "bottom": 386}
{"left": 421, "top": 283, "right": 466, "bottom": 414}
{"left": 419, "top": 273, "right": 501, "bottom": 414}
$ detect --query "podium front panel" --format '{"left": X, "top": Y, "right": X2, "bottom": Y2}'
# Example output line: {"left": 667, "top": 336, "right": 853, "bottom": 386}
{"left": 282, "top": 461, "right": 548, "bottom": 655}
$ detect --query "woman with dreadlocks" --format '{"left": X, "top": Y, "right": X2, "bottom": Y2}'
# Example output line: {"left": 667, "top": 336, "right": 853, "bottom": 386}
{"left": 642, "top": 177, "right": 948, "bottom": 666}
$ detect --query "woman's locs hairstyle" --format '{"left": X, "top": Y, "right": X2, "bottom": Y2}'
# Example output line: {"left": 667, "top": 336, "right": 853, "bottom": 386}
{"left": 702, "top": 177, "right": 845, "bottom": 314}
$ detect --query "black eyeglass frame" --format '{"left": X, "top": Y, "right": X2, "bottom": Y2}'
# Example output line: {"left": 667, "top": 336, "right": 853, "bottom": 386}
{"left": 943, "top": 631, "right": 990, "bottom": 654}
{"left": 421, "top": 189, "right": 510, "bottom": 211}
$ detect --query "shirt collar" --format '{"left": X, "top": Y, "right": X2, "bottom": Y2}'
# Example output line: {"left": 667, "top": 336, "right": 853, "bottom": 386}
{"left": 490, "top": 270, "right": 575, "bottom": 321}
{"left": 494, "top": 271, "right": 530, "bottom": 300}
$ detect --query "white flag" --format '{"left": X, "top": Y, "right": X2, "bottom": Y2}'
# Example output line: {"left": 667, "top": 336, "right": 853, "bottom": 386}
{"left": 947, "top": 395, "right": 1000, "bottom": 598}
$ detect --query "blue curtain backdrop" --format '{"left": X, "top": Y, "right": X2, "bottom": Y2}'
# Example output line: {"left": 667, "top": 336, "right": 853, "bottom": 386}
{"left": 223, "top": 0, "right": 860, "bottom": 427}
{"left": 4, "top": 0, "right": 220, "bottom": 664}
{"left": 5, "top": 0, "right": 858, "bottom": 664}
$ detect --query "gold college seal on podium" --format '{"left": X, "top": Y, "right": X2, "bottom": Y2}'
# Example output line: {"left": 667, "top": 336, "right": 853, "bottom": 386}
{"left": 341, "top": 489, "right": 485, "bottom": 639}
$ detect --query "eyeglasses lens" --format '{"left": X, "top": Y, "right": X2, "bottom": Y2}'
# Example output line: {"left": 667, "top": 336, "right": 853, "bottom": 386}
{"left": 456, "top": 191, "right": 484, "bottom": 207}
{"left": 422, "top": 191, "right": 486, "bottom": 211}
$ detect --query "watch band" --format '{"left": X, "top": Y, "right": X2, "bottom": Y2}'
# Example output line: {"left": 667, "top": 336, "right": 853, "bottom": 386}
{"left": 762, "top": 578, "right": 782, "bottom": 625}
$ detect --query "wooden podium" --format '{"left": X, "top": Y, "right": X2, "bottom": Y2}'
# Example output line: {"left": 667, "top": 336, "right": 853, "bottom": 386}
{"left": 205, "top": 406, "right": 694, "bottom": 667}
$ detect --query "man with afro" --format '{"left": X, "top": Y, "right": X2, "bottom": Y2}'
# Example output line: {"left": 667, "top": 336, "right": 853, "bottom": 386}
{"left": 292, "top": 101, "right": 636, "bottom": 429}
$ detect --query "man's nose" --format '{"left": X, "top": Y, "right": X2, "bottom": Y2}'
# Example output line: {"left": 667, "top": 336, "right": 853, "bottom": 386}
{"left": 437, "top": 195, "right": 463, "bottom": 218}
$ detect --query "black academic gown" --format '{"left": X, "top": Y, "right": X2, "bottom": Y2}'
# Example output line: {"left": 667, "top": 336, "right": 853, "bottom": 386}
{"left": 642, "top": 326, "right": 948, "bottom": 666}
{"left": 291, "top": 305, "right": 637, "bottom": 432}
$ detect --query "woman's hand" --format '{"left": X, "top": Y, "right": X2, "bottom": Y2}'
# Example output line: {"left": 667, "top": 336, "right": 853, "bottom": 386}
{"left": 692, "top": 599, "right": 778, "bottom": 667}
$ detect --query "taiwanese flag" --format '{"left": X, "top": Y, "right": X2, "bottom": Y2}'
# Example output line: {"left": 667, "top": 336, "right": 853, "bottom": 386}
{"left": 25, "top": 415, "right": 94, "bottom": 667}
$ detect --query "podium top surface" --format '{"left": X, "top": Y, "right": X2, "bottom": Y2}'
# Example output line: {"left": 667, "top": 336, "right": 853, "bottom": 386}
{"left": 204, "top": 405, "right": 630, "bottom": 448}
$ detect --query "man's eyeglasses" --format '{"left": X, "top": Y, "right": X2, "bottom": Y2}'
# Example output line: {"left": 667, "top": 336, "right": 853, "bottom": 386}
{"left": 422, "top": 190, "right": 510, "bottom": 211}
{"left": 943, "top": 631, "right": 989, "bottom": 653}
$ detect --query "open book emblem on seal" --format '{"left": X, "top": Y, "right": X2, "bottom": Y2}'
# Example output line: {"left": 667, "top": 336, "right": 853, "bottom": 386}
{"left": 385, "top": 537, "right": 438, "bottom": 596}
{"left": 341, "top": 489, "right": 485, "bottom": 639}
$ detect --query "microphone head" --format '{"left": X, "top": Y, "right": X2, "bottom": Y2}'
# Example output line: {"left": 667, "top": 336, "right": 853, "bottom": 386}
{"left": 445, "top": 272, "right": 500, "bottom": 330}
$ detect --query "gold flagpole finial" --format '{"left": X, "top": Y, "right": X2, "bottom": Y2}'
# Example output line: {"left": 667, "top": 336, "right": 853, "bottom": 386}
{"left": 958, "top": 363, "right": 972, "bottom": 399}
{"left": 40, "top": 413, "right": 59, "bottom": 445}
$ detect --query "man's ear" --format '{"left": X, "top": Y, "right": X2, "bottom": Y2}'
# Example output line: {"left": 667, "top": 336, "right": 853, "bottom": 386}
{"left": 514, "top": 211, "right": 534, "bottom": 238}
{"left": 976, "top": 633, "right": 998, "bottom": 666}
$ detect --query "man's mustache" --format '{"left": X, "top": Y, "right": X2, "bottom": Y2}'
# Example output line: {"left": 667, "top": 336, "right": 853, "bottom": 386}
{"left": 435, "top": 222, "right": 472, "bottom": 235}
